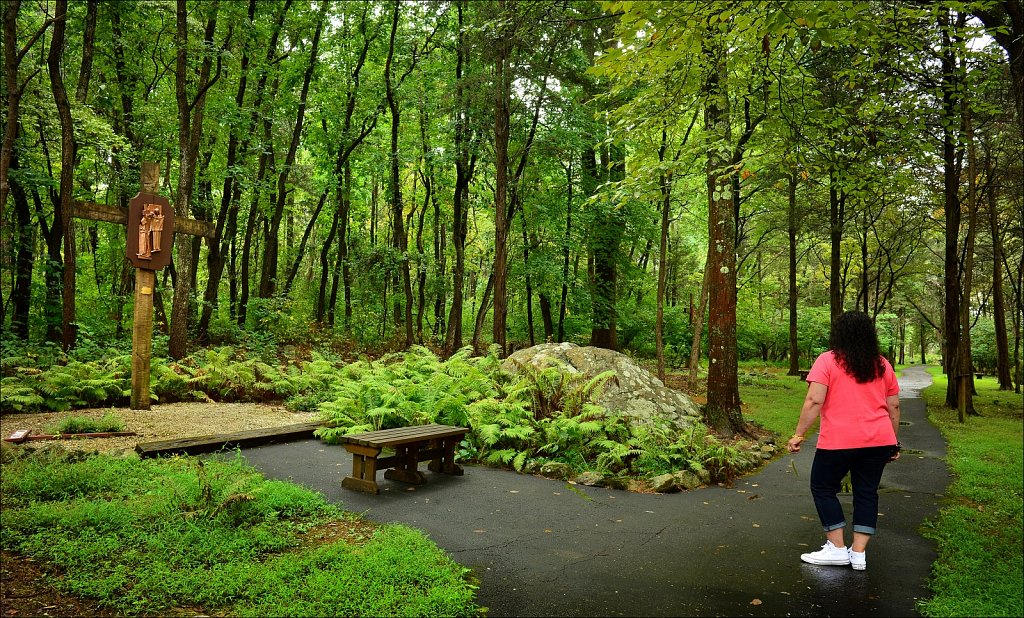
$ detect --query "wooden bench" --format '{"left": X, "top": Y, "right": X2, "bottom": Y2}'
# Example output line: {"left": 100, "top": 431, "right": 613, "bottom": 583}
{"left": 798, "top": 370, "right": 810, "bottom": 380}
{"left": 340, "top": 424, "right": 469, "bottom": 494}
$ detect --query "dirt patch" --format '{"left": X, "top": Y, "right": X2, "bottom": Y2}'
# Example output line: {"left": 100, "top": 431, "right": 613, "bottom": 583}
{"left": 0, "top": 402, "right": 318, "bottom": 457}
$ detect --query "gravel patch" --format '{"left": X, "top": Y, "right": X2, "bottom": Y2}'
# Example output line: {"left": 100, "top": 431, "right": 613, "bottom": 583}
{"left": 0, "top": 403, "right": 318, "bottom": 457}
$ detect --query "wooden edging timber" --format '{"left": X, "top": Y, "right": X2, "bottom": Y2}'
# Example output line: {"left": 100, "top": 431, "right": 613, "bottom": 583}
{"left": 135, "top": 421, "right": 329, "bottom": 458}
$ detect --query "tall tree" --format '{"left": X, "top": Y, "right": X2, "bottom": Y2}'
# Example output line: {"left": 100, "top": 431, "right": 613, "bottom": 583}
{"left": 259, "top": 1, "right": 326, "bottom": 299}
{"left": 48, "top": 0, "right": 76, "bottom": 350}
{"left": 170, "top": 0, "right": 222, "bottom": 359}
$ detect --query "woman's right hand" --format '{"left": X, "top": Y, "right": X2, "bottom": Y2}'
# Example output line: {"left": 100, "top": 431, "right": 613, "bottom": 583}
{"left": 786, "top": 435, "right": 805, "bottom": 453}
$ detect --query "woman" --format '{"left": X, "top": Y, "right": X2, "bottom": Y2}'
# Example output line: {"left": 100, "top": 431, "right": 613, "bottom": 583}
{"left": 786, "top": 310, "right": 901, "bottom": 571}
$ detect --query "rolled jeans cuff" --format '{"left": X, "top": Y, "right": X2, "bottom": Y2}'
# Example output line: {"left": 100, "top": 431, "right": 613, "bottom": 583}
{"left": 853, "top": 524, "right": 876, "bottom": 535}
{"left": 823, "top": 521, "right": 846, "bottom": 532}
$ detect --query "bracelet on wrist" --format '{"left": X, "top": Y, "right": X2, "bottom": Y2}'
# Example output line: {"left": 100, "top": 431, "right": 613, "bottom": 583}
{"left": 791, "top": 434, "right": 805, "bottom": 440}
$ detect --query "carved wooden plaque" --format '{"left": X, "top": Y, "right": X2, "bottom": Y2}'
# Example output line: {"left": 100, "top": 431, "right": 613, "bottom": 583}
{"left": 127, "top": 193, "right": 174, "bottom": 270}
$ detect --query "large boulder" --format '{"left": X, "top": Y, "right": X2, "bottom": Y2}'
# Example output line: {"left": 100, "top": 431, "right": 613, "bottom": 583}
{"left": 502, "top": 342, "right": 701, "bottom": 431}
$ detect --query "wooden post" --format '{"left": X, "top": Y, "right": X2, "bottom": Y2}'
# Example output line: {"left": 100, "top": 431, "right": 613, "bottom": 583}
{"left": 130, "top": 162, "right": 160, "bottom": 410}
{"left": 72, "top": 161, "right": 214, "bottom": 410}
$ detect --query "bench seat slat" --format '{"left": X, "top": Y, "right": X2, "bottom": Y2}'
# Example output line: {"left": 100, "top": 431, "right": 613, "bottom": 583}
{"left": 342, "top": 424, "right": 468, "bottom": 447}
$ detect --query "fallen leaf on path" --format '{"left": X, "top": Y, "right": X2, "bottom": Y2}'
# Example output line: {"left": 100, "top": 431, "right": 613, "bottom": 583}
{"left": 750, "top": 599, "right": 762, "bottom": 605}
{"left": 473, "top": 529, "right": 485, "bottom": 533}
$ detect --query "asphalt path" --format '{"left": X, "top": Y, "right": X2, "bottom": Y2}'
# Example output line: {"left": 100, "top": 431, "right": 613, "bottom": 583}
{"left": 239, "top": 365, "right": 948, "bottom": 617}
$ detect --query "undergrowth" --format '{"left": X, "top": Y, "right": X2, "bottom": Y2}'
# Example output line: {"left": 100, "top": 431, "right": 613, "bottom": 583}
{"left": 314, "top": 346, "right": 758, "bottom": 484}
{"left": 1, "top": 339, "right": 762, "bottom": 486}
{"left": 0, "top": 447, "right": 480, "bottom": 616}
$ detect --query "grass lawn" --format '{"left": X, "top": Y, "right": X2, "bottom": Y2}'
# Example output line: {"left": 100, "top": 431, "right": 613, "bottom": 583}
{"left": 917, "top": 368, "right": 1023, "bottom": 618}
{"left": 0, "top": 447, "right": 481, "bottom": 617}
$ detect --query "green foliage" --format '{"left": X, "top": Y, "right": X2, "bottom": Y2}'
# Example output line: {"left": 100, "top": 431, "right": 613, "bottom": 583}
{"left": 315, "top": 346, "right": 755, "bottom": 484}
{"left": 0, "top": 449, "right": 479, "bottom": 616}
{"left": 46, "top": 413, "right": 125, "bottom": 435}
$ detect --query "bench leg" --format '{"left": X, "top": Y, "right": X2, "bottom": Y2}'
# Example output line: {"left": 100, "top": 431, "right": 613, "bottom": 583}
{"left": 342, "top": 447, "right": 382, "bottom": 494}
{"left": 428, "top": 437, "right": 464, "bottom": 476}
{"left": 384, "top": 444, "right": 427, "bottom": 485}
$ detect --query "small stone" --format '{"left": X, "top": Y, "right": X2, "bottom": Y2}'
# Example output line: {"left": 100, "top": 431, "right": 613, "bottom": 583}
{"left": 575, "top": 471, "right": 605, "bottom": 487}
{"left": 673, "top": 470, "right": 703, "bottom": 490}
{"left": 540, "top": 462, "right": 573, "bottom": 480}
{"left": 650, "top": 473, "right": 678, "bottom": 493}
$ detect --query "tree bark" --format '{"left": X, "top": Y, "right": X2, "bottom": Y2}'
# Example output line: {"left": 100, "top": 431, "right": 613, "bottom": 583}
{"left": 260, "top": 2, "right": 325, "bottom": 299}
{"left": 444, "top": 0, "right": 472, "bottom": 356}
{"left": 985, "top": 147, "right": 1014, "bottom": 390}
{"left": 787, "top": 174, "right": 800, "bottom": 375}
{"left": 48, "top": 0, "right": 76, "bottom": 350}
{"left": 703, "top": 36, "right": 743, "bottom": 437}
{"left": 384, "top": 0, "right": 413, "bottom": 347}
{"left": 656, "top": 130, "right": 672, "bottom": 383}
{"left": 940, "top": 10, "right": 963, "bottom": 409}
{"left": 170, "top": 0, "right": 220, "bottom": 359}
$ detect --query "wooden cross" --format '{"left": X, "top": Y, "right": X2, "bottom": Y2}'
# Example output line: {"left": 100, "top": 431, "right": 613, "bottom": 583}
{"left": 73, "top": 161, "right": 215, "bottom": 409}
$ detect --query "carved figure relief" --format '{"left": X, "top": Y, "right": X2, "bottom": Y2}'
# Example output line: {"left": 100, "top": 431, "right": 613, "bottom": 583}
{"left": 138, "top": 203, "right": 165, "bottom": 260}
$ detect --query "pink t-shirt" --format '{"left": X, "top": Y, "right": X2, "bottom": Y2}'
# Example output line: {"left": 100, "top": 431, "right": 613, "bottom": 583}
{"left": 807, "top": 351, "right": 899, "bottom": 450}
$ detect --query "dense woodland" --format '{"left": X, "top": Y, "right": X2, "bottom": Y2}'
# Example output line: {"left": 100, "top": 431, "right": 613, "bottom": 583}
{"left": 1, "top": 0, "right": 1021, "bottom": 435}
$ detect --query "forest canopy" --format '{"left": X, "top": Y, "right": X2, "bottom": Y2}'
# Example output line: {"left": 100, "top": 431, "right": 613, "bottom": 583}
{"left": 1, "top": 0, "right": 1021, "bottom": 432}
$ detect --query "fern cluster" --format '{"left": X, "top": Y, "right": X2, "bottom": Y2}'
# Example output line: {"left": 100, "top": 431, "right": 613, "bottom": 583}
{"left": 313, "top": 346, "right": 754, "bottom": 485}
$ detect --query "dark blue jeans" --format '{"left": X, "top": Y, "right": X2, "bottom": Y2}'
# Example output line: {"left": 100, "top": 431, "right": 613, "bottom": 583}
{"left": 809, "top": 446, "right": 892, "bottom": 535}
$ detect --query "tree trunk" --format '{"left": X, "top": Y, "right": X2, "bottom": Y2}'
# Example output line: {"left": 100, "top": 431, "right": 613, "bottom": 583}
{"left": 787, "top": 174, "right": 800, "bottom": 375}
{"left": 48, "top": 0, "right": 76, "bottom": 350}
{"left": 384, "top": 0, "right": 413, "bottom": 347}
{"left": 9, "top": 154, "right": 33, "bottom": 339}
{"left": 472, "top": 272, "right": 495, "bottom": 353}
{"left": 444, "top": 0, "right": 471, "bottom": 356}
{"left": 828, "top": 177, "right": 845, "bottom": 323}
{"left": 656, "top": 132, "right": 672, "bottom": 383}
{"left": 985, "top": 148, "right": 1014, "bottom": 390}
{"left": 558, "top": 160, "right": 572, "bottom": 343}
{"left": 940, "top": 10, "right": 963, "bottom": 409}
{"left": 688, "top": 254, "right": 710, "bottom": 382}
{"left": 260, "top": 3, "right": 324, "bottom": 299}
{"left": 492, "top": 1, "right": 511, "bottom": 355}
{"left": 198, "top": 0, "right": 264, "bottom": 339}
{"left": 170, "top": 0, "right": 220, "bottom": 359}
{"left": 703, "top": 37, "right": 743, "bottom": 437}
{"left": 957, "top": 98, "right": 979, "bottom": 420}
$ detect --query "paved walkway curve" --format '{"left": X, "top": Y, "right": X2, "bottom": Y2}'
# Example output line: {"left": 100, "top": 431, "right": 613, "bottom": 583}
{"left": 240, "top": 365, "right": 949, "bottom": 617}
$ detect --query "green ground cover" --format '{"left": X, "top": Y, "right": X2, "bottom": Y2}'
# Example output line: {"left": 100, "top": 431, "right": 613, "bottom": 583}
{"left": 0, "top": 448, "right": 480, "bottom": 617}
{"left": 917, "top": 368, "right": 1023, "bottom": 618}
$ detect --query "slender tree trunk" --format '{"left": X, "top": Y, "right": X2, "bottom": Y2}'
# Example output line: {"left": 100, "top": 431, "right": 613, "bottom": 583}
{"left": 170, "top": 0, "right": 220, "bottom": 359}
{"left": 688, "top": 259, "right": 710, "bottom": 382}
{"left": 785, "top": 174, "right": 801, "bottom": 374}
{"left": 656, "top": 131, "right": 672, "bottom": 382}
{"left": 260, "top": 3, "right": 325, "bottom": 299}
{"left": 957, "top": 98, "right": 979, "bottom": 420}
{"left": 445, "top": 0, "right": 471, "bottom": 356}
{"left": 940, "top": 10, "right": 963, "bottom": 408}
{"left": 9, "top": 154, "right": 33, "bottom": 338}
{"left": 472, "top": 272, "right": 495, "bottom": 353}
{"left": 48, "top": 0, "right": 76, "bottom": 350}
{"left": 828, "top": 177, "right": 845, "bottom": 323}
{"left": 985, "top": 149, "right": 1013, "bottom": 389}
{"left": 384, "top": 0, "right": 413, "bottom": 347}
{"left": 198, "top": 0, "right": 261, "bottom": 339}
{"left": 492, "top": 0, "right": 511, "bottom": 355}
{"left": 558, "top": 160, "right": 572, "bottom": 343}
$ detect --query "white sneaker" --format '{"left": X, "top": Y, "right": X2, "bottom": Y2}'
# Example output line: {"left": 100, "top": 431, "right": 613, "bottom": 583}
{"left": 800, "top": 540, "right": 851, "bottom": 566}
{"left": 849, "top": 548, "right": 867, "bottom": 570}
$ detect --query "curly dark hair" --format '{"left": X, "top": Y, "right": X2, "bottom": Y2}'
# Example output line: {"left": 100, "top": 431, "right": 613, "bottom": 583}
{"left": 830, "top": 310, "right": 886, "bottom": 383}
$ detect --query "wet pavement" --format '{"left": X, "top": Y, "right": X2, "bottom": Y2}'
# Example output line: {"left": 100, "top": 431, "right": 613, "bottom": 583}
{"left": 239, "top": 365, "right": 948, "bottom": 617}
